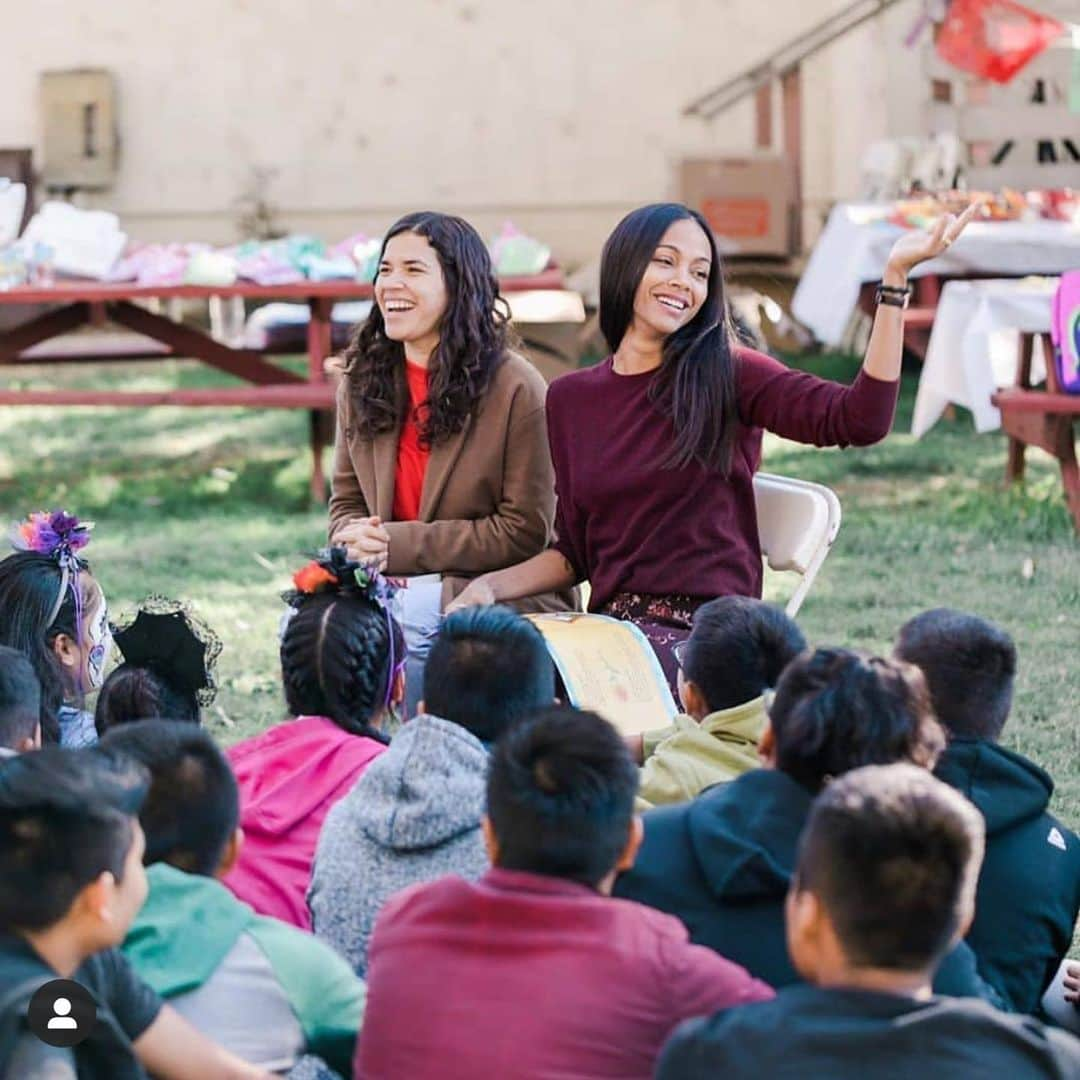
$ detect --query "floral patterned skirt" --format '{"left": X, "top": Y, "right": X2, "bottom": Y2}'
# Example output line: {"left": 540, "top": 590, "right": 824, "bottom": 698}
{"left": 598, "top": 592, "right": 705, "bottom": 695}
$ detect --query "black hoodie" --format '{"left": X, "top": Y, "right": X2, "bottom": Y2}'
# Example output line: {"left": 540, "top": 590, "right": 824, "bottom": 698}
{"left": 936, "top": 737, "right": 1080, "bottom": 1014}
{"left": 614, "top": 768, "right": 1004, "bottom": 1005}
{"left": 0, "top": 934, "right": 161, "bottom": 1079}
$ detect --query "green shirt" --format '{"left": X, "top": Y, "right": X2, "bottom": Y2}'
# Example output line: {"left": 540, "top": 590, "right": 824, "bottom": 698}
{"left": 637, "top": 696, "right": 766, "bottom": 810}
{"left": 123, "top": 863, "right": 363, "bottom": 1076}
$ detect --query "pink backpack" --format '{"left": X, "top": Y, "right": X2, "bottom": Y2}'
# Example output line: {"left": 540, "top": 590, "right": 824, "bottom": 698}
{"left": 1051, "top": 271, "right": 1080, "bottom": 394}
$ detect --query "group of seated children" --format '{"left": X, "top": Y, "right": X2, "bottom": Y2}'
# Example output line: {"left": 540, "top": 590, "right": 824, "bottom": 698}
{"left": 1, "top": 531, "right": 1079, "bottom": 1079}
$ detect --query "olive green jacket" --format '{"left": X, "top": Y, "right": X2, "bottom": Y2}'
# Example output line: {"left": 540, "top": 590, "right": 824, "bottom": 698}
{"left": 636, "top": 697, "right": 766, "bottom": 811}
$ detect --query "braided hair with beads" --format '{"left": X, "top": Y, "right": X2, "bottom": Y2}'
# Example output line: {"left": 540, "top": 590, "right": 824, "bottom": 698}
{"left": 279, "top": 548, "right": 404, "bottom": 743}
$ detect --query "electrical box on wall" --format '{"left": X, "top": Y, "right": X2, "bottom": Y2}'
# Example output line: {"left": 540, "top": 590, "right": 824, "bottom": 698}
{"left": 40, "top": 69, "right": 117, "bottom": 190}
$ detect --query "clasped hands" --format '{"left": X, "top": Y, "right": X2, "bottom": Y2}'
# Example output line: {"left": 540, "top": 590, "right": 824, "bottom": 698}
{"left": 337, "top": 516, "right": 390, "bottom": 573}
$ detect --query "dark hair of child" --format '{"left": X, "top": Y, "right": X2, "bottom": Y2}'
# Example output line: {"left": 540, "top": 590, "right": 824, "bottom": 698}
{"left": 0, "top": 746, "right": 148, "bottom": 929}
{"left": 795, "top": 762, "right": 984, "bottom": 971}
{"left": 100, "top": 719, "right": 238, "bottom": 877}
{"left": 280, "top": 549, "right": 405, "bottom": 742}
{"left": 768, "top": 647, "right": 945, "bottom": 795}
{"left": 423, "top": 605, "right": 554, "bottom": 742}
{"left": 895, "top": 608, "right": 1016, "bottom": 741}
{"left": 486, "top": 706, "right": 638, "bottom": 889}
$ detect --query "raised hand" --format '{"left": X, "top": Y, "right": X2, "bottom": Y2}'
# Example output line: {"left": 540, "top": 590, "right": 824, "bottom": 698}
{"left": 885, "top": 202, "right": 980, "bottom": 278}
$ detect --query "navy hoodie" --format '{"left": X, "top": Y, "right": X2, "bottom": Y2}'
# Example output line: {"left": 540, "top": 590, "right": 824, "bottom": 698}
{"left": 614, "top": 768, "right": 1004, "bottom": 1006}
{"left": 936, "top": 737, "right": 1080, "bottom": 1014}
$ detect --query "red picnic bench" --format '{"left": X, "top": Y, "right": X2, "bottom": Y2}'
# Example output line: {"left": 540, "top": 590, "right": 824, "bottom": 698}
{"left": 0, "top": 269, "right": 566, "bottom": 500}
{"left": 992, "top": 331, "right": 1080, "bottom": 534}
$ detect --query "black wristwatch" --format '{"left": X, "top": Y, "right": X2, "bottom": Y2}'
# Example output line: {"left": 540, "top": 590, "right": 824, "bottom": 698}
{"left": 876, "top": 282, "right": 912, "bottom": 309}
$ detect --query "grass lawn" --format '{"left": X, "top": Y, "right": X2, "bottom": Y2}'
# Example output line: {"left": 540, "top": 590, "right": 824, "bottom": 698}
{"left": 1, "top": 351, "right": 1077, "bottom": 827}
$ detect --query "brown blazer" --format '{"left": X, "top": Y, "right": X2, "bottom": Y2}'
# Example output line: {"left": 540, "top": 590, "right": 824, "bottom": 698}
{"left": 329, "top": 351, "right": 574, "bottom": 612}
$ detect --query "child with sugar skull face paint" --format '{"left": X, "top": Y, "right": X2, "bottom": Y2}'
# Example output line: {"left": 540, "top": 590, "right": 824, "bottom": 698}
{"left": 0, "top": 511, "right": 111, "bottom": 746}
{"left": 82, "top": 588, "right": 113, "bottom": 695}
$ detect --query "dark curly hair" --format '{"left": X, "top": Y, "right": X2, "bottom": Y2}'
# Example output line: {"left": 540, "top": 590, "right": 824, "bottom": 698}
{"left": 341, "top": 211, "right": 513, "bottom": 447}
{"left": 0, "top": 552, "right": 97, "bottom": 744}
{"left": 769, "top": 647, "right": 944, "bottom": 795}
{"left": 279, "top": 549, "right": 404, "bottom": 742}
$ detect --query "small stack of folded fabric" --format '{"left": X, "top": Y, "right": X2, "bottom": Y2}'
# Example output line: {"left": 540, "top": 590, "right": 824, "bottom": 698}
{"left": 489, "top": 222, "right": 551, "bottom": 277}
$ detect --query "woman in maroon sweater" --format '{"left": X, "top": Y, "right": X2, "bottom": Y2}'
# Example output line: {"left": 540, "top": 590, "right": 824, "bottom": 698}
{"left": 451, "top": 202, "right": 975, "bottom": 680}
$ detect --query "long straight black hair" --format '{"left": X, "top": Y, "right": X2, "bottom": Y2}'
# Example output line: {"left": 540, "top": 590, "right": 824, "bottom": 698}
{"left": 599, "top": 203, "right": 739, "bottom": 475}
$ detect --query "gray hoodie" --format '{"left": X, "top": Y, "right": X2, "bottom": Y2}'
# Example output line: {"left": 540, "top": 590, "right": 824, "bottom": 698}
{"left": 307, "top": 713, "right": 490, "bottom": 977}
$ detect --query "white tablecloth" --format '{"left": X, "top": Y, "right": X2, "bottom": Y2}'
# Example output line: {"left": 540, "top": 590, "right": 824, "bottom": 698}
{"left": 911, "top": 277, "right": 1057, "bottom": 438}
{"left": 793, "top": 202, "right": 1080, "bottom": 348}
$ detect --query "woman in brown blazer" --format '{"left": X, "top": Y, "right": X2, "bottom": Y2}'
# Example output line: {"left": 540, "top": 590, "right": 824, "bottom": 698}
{"left": 329, "top": 211, "right": 570, "bottom": 623}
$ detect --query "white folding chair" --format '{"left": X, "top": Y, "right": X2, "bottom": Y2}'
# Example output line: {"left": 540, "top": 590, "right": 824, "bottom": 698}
{"left": 753, "top": 471, "right": 842, "bottom": 618}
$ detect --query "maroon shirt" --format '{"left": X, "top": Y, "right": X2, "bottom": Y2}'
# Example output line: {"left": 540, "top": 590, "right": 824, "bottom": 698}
{"left": 356, "top": 868, "right": 773, "bottom": 1080}
{"left": 546, "top": 349, "right": 899, "bottom": 611}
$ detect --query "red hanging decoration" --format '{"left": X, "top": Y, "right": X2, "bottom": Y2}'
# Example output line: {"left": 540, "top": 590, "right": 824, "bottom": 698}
{"left": 936, "top": 0, "right": 1065, "bottom": 84}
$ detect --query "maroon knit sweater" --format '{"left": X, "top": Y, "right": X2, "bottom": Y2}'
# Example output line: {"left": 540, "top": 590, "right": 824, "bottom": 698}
{"left": 545, "top": 348, "right": 899, "bottom": 611}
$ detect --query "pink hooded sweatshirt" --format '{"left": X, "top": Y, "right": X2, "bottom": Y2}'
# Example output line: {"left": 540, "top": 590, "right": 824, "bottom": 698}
{"left": 223, "top": 715, "right": 386, "bottom": 929}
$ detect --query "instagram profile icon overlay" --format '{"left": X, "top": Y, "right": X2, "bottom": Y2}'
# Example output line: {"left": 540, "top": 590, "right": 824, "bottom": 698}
{"left": 27, "top": 979, "right": 97, "bottom": 1048}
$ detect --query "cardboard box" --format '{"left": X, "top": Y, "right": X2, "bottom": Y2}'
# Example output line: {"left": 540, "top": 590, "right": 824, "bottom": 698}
{"left": 680, "top": 157, "right": 793, "bottom": 257}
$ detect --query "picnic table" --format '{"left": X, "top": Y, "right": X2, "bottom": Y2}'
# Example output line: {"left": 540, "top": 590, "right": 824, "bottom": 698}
{"left": 792, "top": 203, "right": 1080, "bottom": 355}
{"left": 909, "top": 276, "right": 1079, "bottom": 532}
{"left": 0, "top": 269, "right": 566, "bottom": 499}
{"left": 911, "top": 277, "right": 1058, "bottom": 438}
{"left": 994, "top": 332, "right": 1080, "bottom": 535}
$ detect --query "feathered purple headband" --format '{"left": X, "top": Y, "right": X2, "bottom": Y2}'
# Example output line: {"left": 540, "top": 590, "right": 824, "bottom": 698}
{"left": 10, "top": 510, "right": 93, "bottom": 627}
